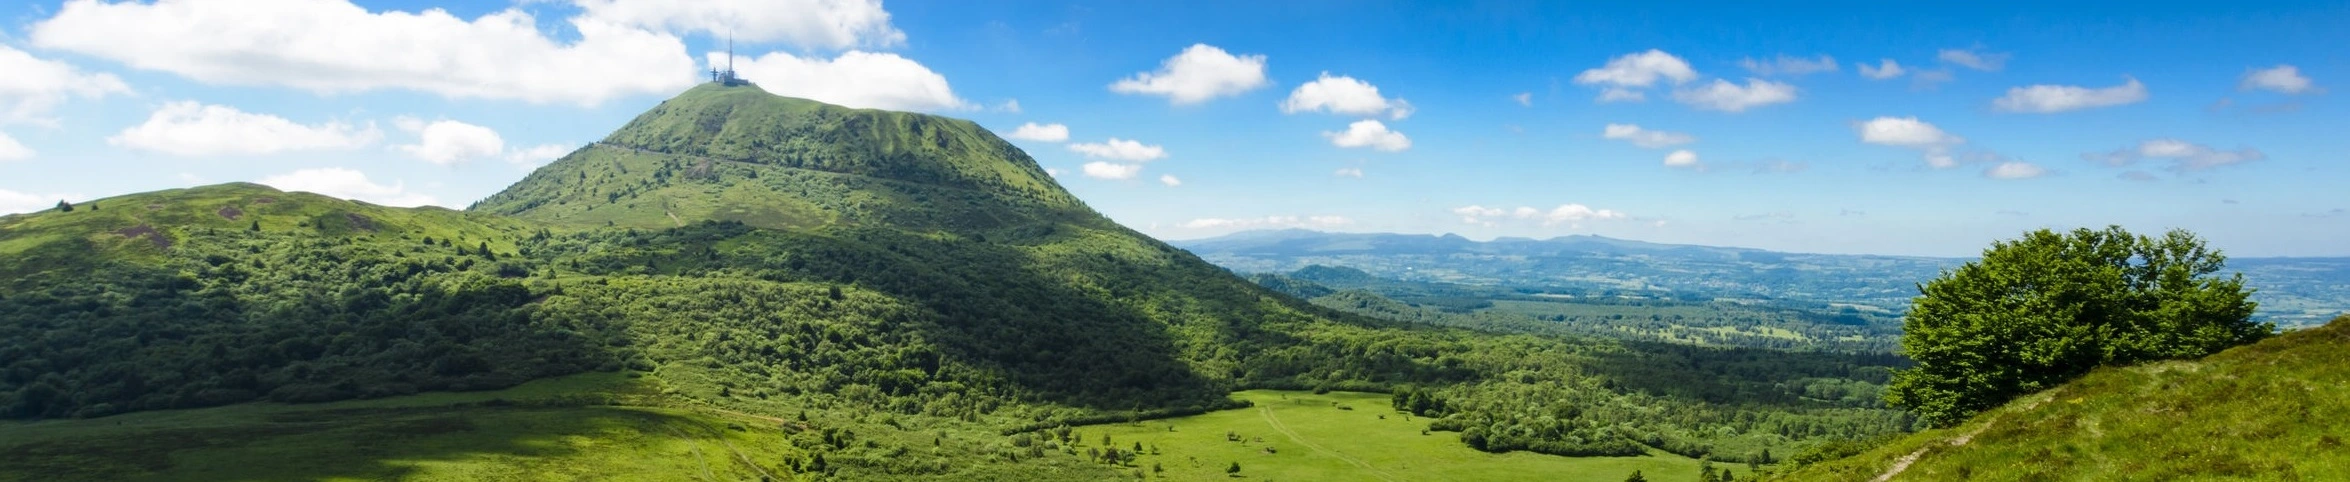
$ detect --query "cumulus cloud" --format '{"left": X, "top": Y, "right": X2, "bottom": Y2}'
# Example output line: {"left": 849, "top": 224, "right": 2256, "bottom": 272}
{"left": 2084, "top": 139, "right": 2264, "bottom": 172}
{"left": 1992, "top": 77, "right": 2147, "bottom": 113}
{"left": 1855, "top": 116, "right": 1965, "bottom": 168}
{"left": 1857, "top": 59, "right": 1906, "bottom": 80}
{"left": 1512, "top": 92, "right": 1532, "bottom": 106}
{"left": 1672, "top": 79, "right": 1797, "bottom": 112}
{"left": 1159, "top": 174, "right": 1182, "bottom": 187}
{"left": 0, "top": 132, "right": 31, "bottom": 162}
{"left": 1664, "top": 149, "right": 1700, "bottom": 168}
{"left": 0, "top": 43, "right": 131, "bottom": 126}
{"left": 393, "top": 118, "right": 503, "bottom": 165}
{"left": 111, "top": 102, "right": 381, "bottom": 157}
{"left": 1453, "top": 203, "right": 1629, "bottom": 226}
{"left": 1334, "top": 168, "right": 1364, "bottom": 178}
{"left": 574, "top": 0, "right": 902, "bottom": 49}
{"left": 1110, "top": 44, "right": 1269, "bottom": 105}
{"left": 1177, "top": 215, "right": 1352, "bottom": 230}
{"left": 1044, "top": 167, "right": 1062, "bottom": 177}
{"left": 1938, "top": 48, "right": 2009, "bottom": 71}
{"left": 1601, "top": 124, "right": 1696, "bottom": 148}
{"left": 1740, "top": 55, "right": 1838, "bottom": 76}
{"left": 2240, "top": 65, "right": 2318, "bottom": 94}
{"left": 31, "top": 0, "right": 697, "bottom": 106}
{"left": 1080, "top": 161, "right": 1142, "bottom": 180}
{"left": 1983, "top": 161, "right": 2047, "bottom": 179}
{"left": 1575, "top": 50, "right": 1697, "bottom": 89}
{"left": 0, "top": 188, "right": 87, "bottom": 215}
{"left": 1007, "top": 122, "right": 1070, "bottom": 142}
{"left": 725, "top": 51, "right": 972, "bottom": 112}
{"left": 257, "top": 168, "right": 437, "bottom": 207}
{"left": 1280, "top": 73, "right": 1412, "bottom": 119}
{"left": 1067, "top": 138, "right": 1166, "bottom": 161}
{"left": 1323, "top": 120, "right": 1411, "bottom": 151}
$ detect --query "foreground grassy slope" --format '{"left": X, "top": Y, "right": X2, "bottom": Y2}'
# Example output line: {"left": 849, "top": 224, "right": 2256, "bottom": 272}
{"left": 1776, "top": 315, "right": 2350, "bottom": 481}
{"left": 1094, "top": 390, "right": 1713, "bottom": 482}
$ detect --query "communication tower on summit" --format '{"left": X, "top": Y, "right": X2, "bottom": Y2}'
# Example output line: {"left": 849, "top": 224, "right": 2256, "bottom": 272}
{"left": 710, "top": 33, "right": 749, "bottom": 86}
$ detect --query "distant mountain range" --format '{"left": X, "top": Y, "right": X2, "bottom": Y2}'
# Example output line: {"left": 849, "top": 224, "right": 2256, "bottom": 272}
{"left": 1172, "top": 229, "right": 2350, "bottom": 327}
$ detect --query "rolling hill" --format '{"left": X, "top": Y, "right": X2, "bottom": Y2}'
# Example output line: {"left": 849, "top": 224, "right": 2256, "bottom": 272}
{"left": 1774, "top": 315, "right": 2350, "bottom": 481}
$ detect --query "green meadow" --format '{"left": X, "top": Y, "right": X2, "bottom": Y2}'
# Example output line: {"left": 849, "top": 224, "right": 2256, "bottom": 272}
{"left": 1090, "top": 390, "right": 1713, "bottom": 482}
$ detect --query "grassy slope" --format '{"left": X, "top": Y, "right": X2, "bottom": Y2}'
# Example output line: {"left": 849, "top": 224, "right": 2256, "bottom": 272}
{"left": 0, "top": 183, "right": 529, "bottom": 278}
{"left": 1094, "top": 390, "right": 1710, "bottom": 482}
{"left": 1775, "top": 315, "right": 2350, "bottom": 481}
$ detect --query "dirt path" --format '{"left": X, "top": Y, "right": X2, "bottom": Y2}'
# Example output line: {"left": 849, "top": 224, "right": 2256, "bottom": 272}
{"left": 1871, "top": 396, "right": 2045, "bottom": 481}
{"left": 1258, "top": 405, "right": 1403, "bottom": 482}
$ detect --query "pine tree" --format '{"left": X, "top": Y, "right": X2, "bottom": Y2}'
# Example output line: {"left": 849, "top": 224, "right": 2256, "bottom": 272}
{"left": 1624, "top": 470, "right": 1648, "bottom": 482}
{"left": 54, "top": 200, "right": 72, "bottom": 212}
{"left": 1226, "top": 462, "right": 1241, "bottom": 475}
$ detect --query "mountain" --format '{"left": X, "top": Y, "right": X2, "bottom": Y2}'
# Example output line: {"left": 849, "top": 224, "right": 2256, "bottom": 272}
{"left": 1, "top": 84, "right": 1917, "bottom": 479}
{"left": 1774, "top": 315, "right": 2350, "bottom": 481}
{"left": 1175, "top": 229, "right": 2350, "bottom": 326}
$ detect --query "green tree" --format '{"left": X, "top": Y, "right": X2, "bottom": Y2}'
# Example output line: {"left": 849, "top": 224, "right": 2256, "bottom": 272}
{"left": 1886, "top": 226, "right": 2268, "bottom": 427}
{"left": 1226, "top": 462, "right": 1241, "bottom": 475}
{"left": 54, "top": 200, "right": 71, "bottom": 212}
{"left": 1624, "top": 470, "right": 1648, "bottom": 482}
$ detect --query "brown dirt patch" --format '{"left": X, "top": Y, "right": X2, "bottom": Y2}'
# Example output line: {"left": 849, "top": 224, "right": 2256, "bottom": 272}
{"left": 344, "top": 212, "right": 378, "bottom": 231}
{"left": 114, "top": 224, "right": 173, "bottom": 249}
{"left": 217, "top": 206, "right": 244, "bottom": 220}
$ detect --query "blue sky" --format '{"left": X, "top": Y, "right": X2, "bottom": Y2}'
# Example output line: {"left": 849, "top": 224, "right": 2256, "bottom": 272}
{"left": 0, "top": 1, "right": 2343, "bottom": 257}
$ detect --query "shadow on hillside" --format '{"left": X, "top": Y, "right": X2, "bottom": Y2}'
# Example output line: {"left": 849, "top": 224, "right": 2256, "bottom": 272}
{"left": 0, "top": 402, "right": 754, "bottom": 481}
{"left": 772, "top": 224, "right": 1229, "bottom": 412}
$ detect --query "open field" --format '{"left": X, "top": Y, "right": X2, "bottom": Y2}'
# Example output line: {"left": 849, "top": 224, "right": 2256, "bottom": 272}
{"left": 1089, "top": 390, "right": 1715, "bottom": 482}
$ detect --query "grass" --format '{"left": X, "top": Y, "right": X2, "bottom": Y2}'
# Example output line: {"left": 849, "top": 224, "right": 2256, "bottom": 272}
{"left": 0, "top": 373, "right": 805, "bottom": 481}
{"left": 1773, "top": 316, "right": 2350, "bottom": 481}
{"left": 1089, "top": 390, "right": 1714, "bottom": 482}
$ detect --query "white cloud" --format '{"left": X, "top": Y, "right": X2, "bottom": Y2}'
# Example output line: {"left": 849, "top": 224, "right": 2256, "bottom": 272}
{"left": 1855, "top": 116, "right": 1964, "bottom": 168}
{"left": 1453, "top": 203, "right": 1629, "bottom": 226}
{"left": 0, "top": 43, "right": 130, "bottom": 126}
{"left": 0, "top": 132, "right": 31, "bottom": 162}
{"left": 505, "top": 143, "right": 573, "bottom": 168}
{"left": 1992, "top": 77, "right": 2147, "bottom": 113}
{"left": 726, "top": 51, "right": 972, "bottom": 112}
{"left": 1672, "top": 79, "right": 1797, "bottom": 112}
{"left": 0, "top": 188, "right": 87, "bottom": 215}
{"left": 1575, "top": 50, "right": 1697, "bottom": 88}
{"left": 1177, "top": 215, "right": 1352, "bottom": 230}
{"left": 31, "top": 0, "right": 697, "bottom": 107}
{"left": 394, "top": 118, "right": 504, "bottom": 165}
{"left": 1007, "top": 122, "right": 1070, "bottom": 142}
{"left": 2085, "top": 139, "right": 2264, "bottom": 172}
{"left": 1280, "top": 72, "right": 1413, "bottom": 119}
{"left": 2240, "top": 65, "right": 2317, "bottom": 94}
{"left": 1601, "top": 123, "right": 1696, "bottom": 148}
{"left": 996, "top": 99, "right": 1022, "bottom": 113}
{"left": 1664, "top": 149, "right": 1700, "bottom": 168}
{"left": 1857, "top": 59, "right": 1906, "bottom": 80}
{"left": 1159, "top": 174, "right": 1182, "bottom": 187}
{"left": 1080, "top": 161, "right": 1142, "bottom": 180}
{"left": 256, "top": 168, "right": 437, "bottom": 207}
{"left": 1334, "top": 168, "right": 1364, "bottom": 178}
{"left": 1044, "top": 167, "right": 1062, "bottom": 177}
{"left": 1110, "top": 44, "right": 1270, "bottom": 105}
{"left": 1323, "top": 120, "right": 1411, "bottom": 151}
{"left": 1983, "top": 161, "right": 2047, "bottom": 179}
{"left": 1740, "top": 55, "right": 1838, "bottom": 76}
{"left": 1938, "top": 48, "right": 2009, "bottom": 71}
{"left": 110, "top": 102, "right": 381, "bottom": 157}
{"left": 1512, "top": 92, "right": 1532, "bottom": 106}
{"left": 1067, "top": 138, "right": 1166, "bottom": 161}
{"left": 574, "top": 0, "right": 903, "bottom": 50}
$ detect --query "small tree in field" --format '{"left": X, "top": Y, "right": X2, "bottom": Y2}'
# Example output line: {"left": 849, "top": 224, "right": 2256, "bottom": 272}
{"left": 1226, "top": 461, "right": 1241, "bottom": 475}
{"left": 1887, "top": 226, "right": 2268, "bottom": 427}
{"left": 1624, "top": 470, "right": 1648, "bottom": 482}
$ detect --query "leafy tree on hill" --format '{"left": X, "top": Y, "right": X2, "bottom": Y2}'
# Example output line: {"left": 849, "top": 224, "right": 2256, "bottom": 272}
{"left": 1886, "top": 226, "right": 2269, "bottom": 427}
